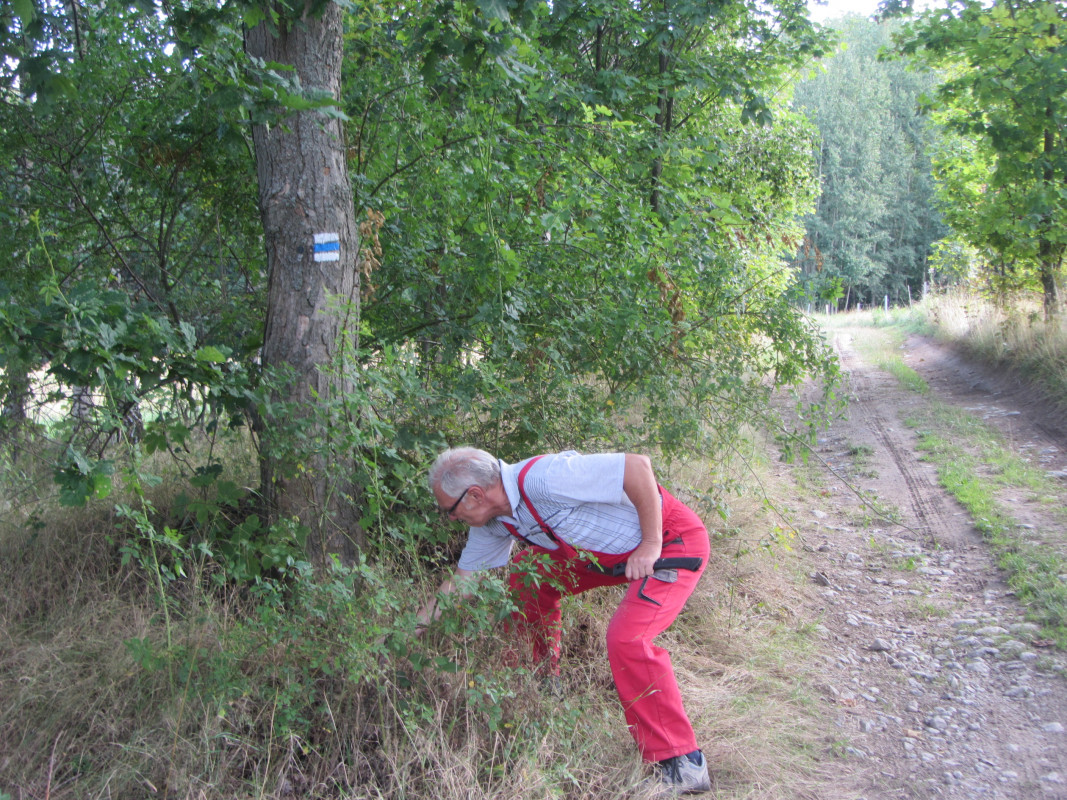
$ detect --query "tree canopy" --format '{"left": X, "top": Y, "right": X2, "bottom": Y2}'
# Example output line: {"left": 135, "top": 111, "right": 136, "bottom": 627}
{"left": 791, "top": 16, "right": 947, "bottom": 310}
{"left": 1, "top": 0, "right": 842, "bottom": 566}
{"left": 895, "top": 0, "right": 1067, "bottom": 316}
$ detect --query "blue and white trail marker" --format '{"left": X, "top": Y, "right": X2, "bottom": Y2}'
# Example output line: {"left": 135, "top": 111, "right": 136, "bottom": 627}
{"left": 313, "top": 233, "right": 340, "bottom": 262}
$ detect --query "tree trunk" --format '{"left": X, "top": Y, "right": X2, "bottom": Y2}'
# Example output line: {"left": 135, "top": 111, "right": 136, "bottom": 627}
{"left": 1038, "top": 237, "right": 1060, "bottom": 321}
{"left": 245, "top": 1, "right": 364, "bottom": 564}
{"left": 650, "top": 48, "right": 673, "bottom": 214}
{"left": 1038, "top": 106, "right": 1061, "bottom": 320}
{"left": 1, "top": 364, "right": 30, "bottom": 463}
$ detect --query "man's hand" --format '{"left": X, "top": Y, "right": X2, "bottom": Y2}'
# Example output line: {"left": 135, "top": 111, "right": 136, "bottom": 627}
{"left": 414, "top": 567, "right": 476, "bottom": 635}
{"left": 625, "top": 541, "right": 662, "bottom": 581}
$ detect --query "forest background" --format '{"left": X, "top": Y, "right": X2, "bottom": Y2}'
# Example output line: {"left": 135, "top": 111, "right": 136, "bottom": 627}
{"left": 1, "top": 0, "right": 1065, "bottom": 797}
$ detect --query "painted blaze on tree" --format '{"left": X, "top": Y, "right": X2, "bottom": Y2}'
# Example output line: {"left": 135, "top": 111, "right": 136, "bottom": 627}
{"left": 246, "top": 0, "right": 363, "bottom": 562}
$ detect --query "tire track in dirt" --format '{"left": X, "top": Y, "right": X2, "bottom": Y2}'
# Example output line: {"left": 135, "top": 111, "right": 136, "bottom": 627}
{"left": 900, "top": 333, "right": 1067, "bottom": 565}
{"left": 833, "top": 333, "right": 962, "bottom": 547}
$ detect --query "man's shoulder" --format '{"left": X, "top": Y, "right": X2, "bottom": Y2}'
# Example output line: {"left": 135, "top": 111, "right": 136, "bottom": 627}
{"left": 524, "top": 451, "right": 626, "bottom": 502}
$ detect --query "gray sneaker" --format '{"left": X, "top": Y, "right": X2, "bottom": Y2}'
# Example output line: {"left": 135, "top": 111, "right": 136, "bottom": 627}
{"left": 640, "top": 750, "right": 712, "bottom": 796}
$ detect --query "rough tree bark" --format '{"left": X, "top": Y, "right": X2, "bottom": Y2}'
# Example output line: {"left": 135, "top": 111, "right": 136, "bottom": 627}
{"left": 245, "top": 1, "right": 364, "bottom": 564}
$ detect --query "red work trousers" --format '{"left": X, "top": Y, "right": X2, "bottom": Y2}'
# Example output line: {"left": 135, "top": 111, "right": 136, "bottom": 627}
{"left": 508, "top": 487, "right": 709, "bottom": 762}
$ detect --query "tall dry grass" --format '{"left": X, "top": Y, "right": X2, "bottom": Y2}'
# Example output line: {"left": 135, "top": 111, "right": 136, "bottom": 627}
{"left": 922, "top": 288, "right": 1067, "bottom": 415}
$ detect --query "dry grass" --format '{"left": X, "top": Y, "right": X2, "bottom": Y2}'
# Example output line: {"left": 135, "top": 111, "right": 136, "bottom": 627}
{"left": 922, "top": 288, "right": 1067, "bottom": 415}
{"left": 0, "top": 436, "right": 859, "bottom": 800}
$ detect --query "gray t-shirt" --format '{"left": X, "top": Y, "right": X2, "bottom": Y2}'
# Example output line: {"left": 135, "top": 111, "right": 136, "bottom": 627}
{"left": 456, "top": 451, "right": 642, "bottom": 571}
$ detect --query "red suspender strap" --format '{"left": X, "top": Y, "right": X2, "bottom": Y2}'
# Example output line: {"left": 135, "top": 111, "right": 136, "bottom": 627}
{"left": 501, "top": 455, "right": 562, "bottom": 545}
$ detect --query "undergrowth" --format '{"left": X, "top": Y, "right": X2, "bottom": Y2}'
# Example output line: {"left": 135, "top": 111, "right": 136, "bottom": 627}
{"left": 0, "top": 439, "right": 850, "bottom": 800}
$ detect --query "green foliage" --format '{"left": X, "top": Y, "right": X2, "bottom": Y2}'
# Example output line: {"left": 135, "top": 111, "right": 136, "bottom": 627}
{"left": 349, "top": 0, "right": 840, "bottom": 466}
{"left": 0, "top": 1, "right": 264, "bottom": 348}
{"left": 895, "top": 0, "right": 1067, "bottom": 316}
{"left": 927, "top": 237, "right": 980, "bottom": 287}
{"left": 792, "top": 16, "right": 948, "bottom": 309}
{"left": 0, "top": 0, "right": 264, "bottom": 535}
{"left": 3, "top": 0, "right": 844, "bottom": 576}
{"left": 0, "top": 265, "right": 253, "bottom": 501}
{"left": 117, "top": 553, "right": 531, "bottom": 753}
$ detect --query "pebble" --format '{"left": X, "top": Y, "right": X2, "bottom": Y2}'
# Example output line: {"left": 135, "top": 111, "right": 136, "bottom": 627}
{"left": 1009, "top": 622, "right": 1041, "bottom": 635}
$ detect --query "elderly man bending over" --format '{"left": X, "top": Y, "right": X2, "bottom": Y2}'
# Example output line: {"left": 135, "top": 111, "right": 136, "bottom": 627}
{"left": 418, "top": 447, "right": 712, "bottom": 795}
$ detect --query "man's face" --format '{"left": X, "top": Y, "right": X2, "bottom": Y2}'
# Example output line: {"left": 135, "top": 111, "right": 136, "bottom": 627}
{"left": 434, "top": 484, "right": 494, "bottom": 527}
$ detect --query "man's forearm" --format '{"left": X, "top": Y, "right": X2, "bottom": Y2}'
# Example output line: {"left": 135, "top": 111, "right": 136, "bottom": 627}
{"left": 622, "top": 454, "right": 664, "bottom": 579}
{"left": 623, "top": 453, "right": 663, "bottom": 548}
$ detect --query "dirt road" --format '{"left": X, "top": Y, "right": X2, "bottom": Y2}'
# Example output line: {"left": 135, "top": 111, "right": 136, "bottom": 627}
{"left": 786, "top": 326, "right": 1067, "bottom": 799}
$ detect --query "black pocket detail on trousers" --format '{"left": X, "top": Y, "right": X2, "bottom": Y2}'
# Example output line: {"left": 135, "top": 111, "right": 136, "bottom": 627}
{"left": 637, "top": 577, "right": 662, "bottom": 606}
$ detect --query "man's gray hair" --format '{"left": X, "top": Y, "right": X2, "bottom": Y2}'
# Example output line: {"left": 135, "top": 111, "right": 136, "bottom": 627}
{"left": 429, "top": 447, "right": 501, "bottom": 496}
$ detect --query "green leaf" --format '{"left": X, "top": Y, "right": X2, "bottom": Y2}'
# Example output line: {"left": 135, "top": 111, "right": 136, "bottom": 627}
{"left": 143, "top": 429, "right": 168, "bottom": 455}
{"left": 12, "top": 0, "right": 34, "bottom": 24}
{"left": 216, "top": 479, "right": 245, "bottom": 507}
{"left": 475, "top": 0, "right": 511, "bottom": 21}
{"left": 243, "top": 4, "right": 267, "bottom": 27}
{"left": 195, "top": 345, "right": 227, "bottom": 363}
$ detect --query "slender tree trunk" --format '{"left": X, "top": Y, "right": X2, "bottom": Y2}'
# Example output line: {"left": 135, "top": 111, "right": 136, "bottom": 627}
{"left": 650, "top": 0, "right": 673, "bottom": 215}
{"left": 650, "top": 49, "right": 673, "bottom": 214}
{"left": 1, "top": 364, "right": 30, "bottom": 463}
{"left": 245, "top": 1, "right": 364, "bottom": 564}
{"left": 1038, "top": 105, "right": 1061, "bottom": 320}
{"left": 1, "top": 365, "right": 29, "bottom": 424}
{"left": 1038, "top": 237, "right": 1060, "bottom": 320}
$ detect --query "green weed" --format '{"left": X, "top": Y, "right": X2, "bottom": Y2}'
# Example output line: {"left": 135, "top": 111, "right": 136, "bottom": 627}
{"left": 909, "top": 597, "right": 950, "bottom": 619}
{"left": 912, "top": 415, "right": 1067, "bottom": 645}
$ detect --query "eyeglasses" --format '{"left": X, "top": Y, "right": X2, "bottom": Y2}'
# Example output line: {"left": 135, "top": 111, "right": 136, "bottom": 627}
{"left": 440, "top": 486, "right": 472, "bottom": 517}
